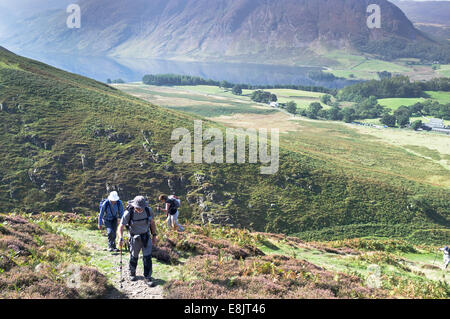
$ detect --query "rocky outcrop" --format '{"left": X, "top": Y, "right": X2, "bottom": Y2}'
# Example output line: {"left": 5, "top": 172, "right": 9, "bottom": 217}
{"left": 16, "top": 134, "right": 54, "bottom": 150}
{"left": 94, "top": 128, "right": 132, "bottom": 144}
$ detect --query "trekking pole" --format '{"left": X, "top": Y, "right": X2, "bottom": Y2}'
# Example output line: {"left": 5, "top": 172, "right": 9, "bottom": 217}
{"left": 433, "top": 250, "right": 438, "bottom": 266}
{"left": 120, "top": 240, "right": 123, "bottom": 289}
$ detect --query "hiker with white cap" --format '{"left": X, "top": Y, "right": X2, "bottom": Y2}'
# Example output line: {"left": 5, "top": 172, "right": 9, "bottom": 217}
{"left": 98, "top": 191, "right": 124, "bottom": 252}
{"left": 438, "top": 246, "right": 450, "bottom": 270}
{"left": 118, "top": 196, "right": 158, "bottom": 286}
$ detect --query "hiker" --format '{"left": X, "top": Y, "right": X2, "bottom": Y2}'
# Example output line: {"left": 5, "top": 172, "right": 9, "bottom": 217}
{"left": 158, "top": 194, "right": 184, "bottom": 232}
{"left": 98, "top": 191, "right": 124, "bottom": 252}
{"left": 118, "top": 196, "right": 158, "bottom": 286}
{"left": 438, "top": 246, "right": 449, "bottom": 269}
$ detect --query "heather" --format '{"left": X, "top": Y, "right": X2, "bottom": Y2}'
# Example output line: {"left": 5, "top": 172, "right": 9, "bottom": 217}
{"left": 0, "top": 213, "right": 109, "bottom": 298}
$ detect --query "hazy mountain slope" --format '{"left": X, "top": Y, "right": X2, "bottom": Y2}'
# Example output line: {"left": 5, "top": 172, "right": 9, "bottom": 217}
{"left": 0, "top": 46, "right": 448, "bottom": 242}
{"left": 392, "top": 1, "right": 450, "bottom": 26}
{"left": 1, "top": 0, "right": 434, "bottom": 65}
{"left": 391, "top": 1, "right": 450, "bottom": 42}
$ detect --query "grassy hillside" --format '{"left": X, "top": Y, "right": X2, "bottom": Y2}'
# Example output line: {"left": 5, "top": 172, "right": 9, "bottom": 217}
{"left": 116, "top": 83, "right": 450, "bottom": 243}
{"left": 5, "top": 212, "right": 446, "bottom": 299}
{"left": 0, "top": 47, "right": 449, "bottom": 243}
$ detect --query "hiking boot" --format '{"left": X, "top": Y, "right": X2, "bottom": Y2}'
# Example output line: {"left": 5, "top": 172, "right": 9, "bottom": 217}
{"left": 129, "top": 274, "right": 137, "bottom": 281}
{"left": 145, "top": 277, "right": 156, "bottom": 287}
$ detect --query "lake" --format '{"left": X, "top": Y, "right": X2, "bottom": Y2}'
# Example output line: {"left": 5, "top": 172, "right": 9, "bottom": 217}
{"left": 15, "top": 50, "right": 357, "bottom": 89}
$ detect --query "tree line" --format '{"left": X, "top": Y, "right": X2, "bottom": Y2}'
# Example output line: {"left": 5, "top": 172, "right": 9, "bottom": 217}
{"left": 353, "top": 36, "right": 450, "bottom": 64}
{"left": 297, "top": 97, "right": 449, "bottom": 127}
{"left": 142, "top": 73, "right": 336, "bottom": 95}
{"left": 338, "top": 76, "right": 450, "bottom": 102}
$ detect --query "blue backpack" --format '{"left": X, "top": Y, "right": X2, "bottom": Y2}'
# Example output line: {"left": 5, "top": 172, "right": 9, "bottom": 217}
{"left": 99, "top": 199, "right": 121, "bottom": 218}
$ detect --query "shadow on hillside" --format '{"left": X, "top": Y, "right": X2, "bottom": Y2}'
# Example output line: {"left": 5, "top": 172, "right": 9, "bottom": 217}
{"left": 423, "top": 208, "right": 450, "bottom": 228}
{"left": 260, "top": 239, "right": 280, "bottom": 251}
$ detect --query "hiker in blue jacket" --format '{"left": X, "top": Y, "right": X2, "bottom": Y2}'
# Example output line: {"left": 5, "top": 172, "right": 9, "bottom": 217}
{"left": 98, "top": 191, "right": 124, "bottom": 252}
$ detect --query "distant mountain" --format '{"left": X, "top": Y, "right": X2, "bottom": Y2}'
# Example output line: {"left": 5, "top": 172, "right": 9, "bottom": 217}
{"left": 392, "top": 0, "right": 450, "bottom": 26}
{"left": 1, "top": 0, "right": 443, "bottom": 65}
{"left": 391, "top": 1, "right": 450, "bottom": 42}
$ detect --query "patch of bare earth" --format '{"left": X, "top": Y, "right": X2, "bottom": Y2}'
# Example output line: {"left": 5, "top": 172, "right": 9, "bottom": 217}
{"left": 210, "top": 111, "right": 302, "bottom": 133}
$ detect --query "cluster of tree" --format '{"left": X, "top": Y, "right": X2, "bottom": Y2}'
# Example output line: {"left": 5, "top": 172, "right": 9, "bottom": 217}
{"left": 338, "top": 76, "right": 423, "bottom": 102}
{"left": 250, "top": 90, "right": 278, "bottom": 103}
{"left": 353, "top": 36, "right": 450, "bottom": 64}
{"left": 377, "top": 71, "right": 392, "bottom": 79}
{"left": 297, "top": 97, "right": 450, "bottom": 128}
{"left": 106, "top": 78, "right": 125, "bottom": 84}
{"left": 248, "top": 84, "right": 336, "bottom": 95}
{"left": 286, "top": 101, "right": 297, "bottom": 114}
{"left": 338, "top": 76, "right": 450, "bottom": 102}
{"left": 307, "top": 71, "right": 339, "bottom": 82}
{"left": 380, "top": 108, "right": 412, "bottom": 127}
{"left": 142, "top": 74, "right": 219, "bottom": 86}
{"left": 320, "top": 94, "right": 333, "bottom": 106}
{"left": 232, "top": 85, "right": 243, "bottom": 95}
{"left": 389, "top": 101, "right": 450, "bottom": 122}
{"left": 142, "top": 74, "right": 337, "bottom": 95}
{"left": 420, "top": 78, "right": 450, "bottom": 91}
{"left": 297, "top": 97, "right": 385, "bottom": 123}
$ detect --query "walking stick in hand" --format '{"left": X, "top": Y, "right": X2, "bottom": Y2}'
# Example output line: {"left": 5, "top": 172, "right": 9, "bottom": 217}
{"left": 119, "top": 238, "right": 123, "bottom": 289}
{"left": 433, "top": 249, "right": 438, "bottom": 266}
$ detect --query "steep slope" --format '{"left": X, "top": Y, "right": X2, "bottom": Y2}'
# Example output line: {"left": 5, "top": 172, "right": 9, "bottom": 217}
{"left": 0, "top": 47, "right": 448, "bottom": 242}
{"left": 1, "top": 0, "right": 439, "bottom": 65}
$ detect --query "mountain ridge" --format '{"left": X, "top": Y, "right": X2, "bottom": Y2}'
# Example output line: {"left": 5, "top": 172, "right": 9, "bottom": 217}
{"left": 1, "top": 0, "right": 437, "bottom": 65}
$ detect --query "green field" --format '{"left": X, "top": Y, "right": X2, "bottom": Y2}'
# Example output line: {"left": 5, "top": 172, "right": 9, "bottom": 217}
{"left": 323, "top": 51, "right": 414, "bottom": 80}
{"left": 436, "top": 65, "right": 450, "bottom": 78}
{"left": 266, "top": 88, "right": 328, "bottom": 109}
{"left": 378, "top": 91, "right": 450, "bottom": 111}
{"left": 426, "top": 91, "right": 450, "bottom": 104}
{"left": 378, "top": 98, "right": 427, "bottom": 110}
{"left": 115, "top": 83, "right": 276, "bottom": 117}
{"left": 118, "top": 84, "right": 328, "bottom": 114}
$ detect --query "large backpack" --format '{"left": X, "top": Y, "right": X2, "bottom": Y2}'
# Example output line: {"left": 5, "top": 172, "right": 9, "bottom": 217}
{"left": 166, "top": 197, "right": 180, "bottom": 215}
{"left": 99, "top": 199, "right": 109, "bottom": 212}
{"left": 125, "top": 205, "right": 152, "bottom": 231}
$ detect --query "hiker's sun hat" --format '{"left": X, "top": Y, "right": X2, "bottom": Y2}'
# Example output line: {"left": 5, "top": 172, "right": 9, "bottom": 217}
{"left": 108, "top": 191, "right": 120, "bottom": 202}
{"left": 128, "top": 196, "right": 148, "bottom": 209}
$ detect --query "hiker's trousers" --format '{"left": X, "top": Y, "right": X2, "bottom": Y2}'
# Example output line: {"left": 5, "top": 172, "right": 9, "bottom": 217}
{"left": 444, "top": 256, "right": 449, "bottom": 269}
{"left": 129, "top": 233, "right": 153, "bottom": 277}
{"left": 129, "top": 255, "right": 153, "bottom": 278}
{"left": 166, "top": 210, "right": 184, "bottom": 231}
{"left": 104, "top": 218, "right": 118, "bottom": 249}
{"left": 130, "top": 233, "right": 152, "bottom": 258}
